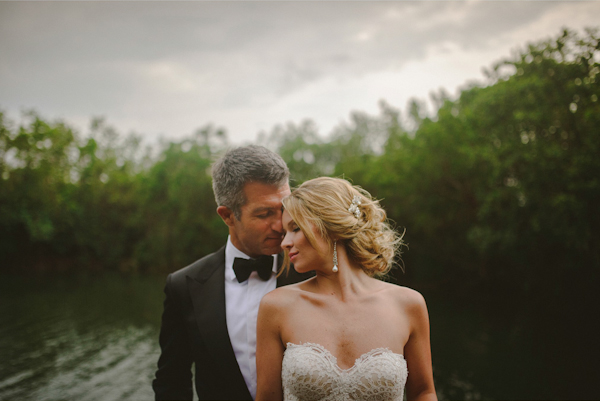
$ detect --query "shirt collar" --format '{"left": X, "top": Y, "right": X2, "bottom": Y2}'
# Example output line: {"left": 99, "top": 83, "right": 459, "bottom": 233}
{"left": 224, "top": 236, "right": 278, "bottom": 282}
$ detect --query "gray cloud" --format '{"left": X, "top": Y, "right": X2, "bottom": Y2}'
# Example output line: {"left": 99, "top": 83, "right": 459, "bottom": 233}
{"left": 0, "top": 1, "right": 596, "bottom": 141}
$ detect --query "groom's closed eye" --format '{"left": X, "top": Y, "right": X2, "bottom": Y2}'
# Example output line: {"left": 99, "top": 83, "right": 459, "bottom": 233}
{"left": 254, "top": 208, "right": 276, "bottom": 218}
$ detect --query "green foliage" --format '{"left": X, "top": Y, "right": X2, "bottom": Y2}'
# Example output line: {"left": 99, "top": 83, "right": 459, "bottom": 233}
{"left": 258, "top": 120, "right": 336, "bottom": 185}
{"left": 133, "top": 126, "right": 228, "bottom": 273}
{"left": 1, "top": 28, "right": 598, "bottom": 296}
{"left": 375, "top": 28, "right": 600, "bottom": 289}
{"left": 0, "top": 114, "right": 228, "bottom": 273}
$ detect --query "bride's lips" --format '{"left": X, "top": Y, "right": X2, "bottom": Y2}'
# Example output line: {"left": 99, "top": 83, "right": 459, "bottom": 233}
{"left": 289, "top": 251, "right": 298, "bottom": 262}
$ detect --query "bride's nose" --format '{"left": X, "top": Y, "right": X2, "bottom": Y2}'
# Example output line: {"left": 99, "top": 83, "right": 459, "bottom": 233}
{"left": 281, "top": 232, "right": 292, "bottom": 249}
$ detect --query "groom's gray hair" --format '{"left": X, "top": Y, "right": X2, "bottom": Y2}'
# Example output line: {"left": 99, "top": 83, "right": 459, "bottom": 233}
{"left": 212, "top": 145, "right": 289, "bottom": 220}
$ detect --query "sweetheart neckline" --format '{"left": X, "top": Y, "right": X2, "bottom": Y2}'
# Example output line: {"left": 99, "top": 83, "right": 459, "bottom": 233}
{"left": 285, "top": 342, "right": 406, "bottom": 372}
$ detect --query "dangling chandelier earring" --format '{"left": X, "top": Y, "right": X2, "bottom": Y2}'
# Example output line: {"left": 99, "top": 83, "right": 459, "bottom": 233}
{"left": 332, "top": 240, "right": 339, "bottom": 273}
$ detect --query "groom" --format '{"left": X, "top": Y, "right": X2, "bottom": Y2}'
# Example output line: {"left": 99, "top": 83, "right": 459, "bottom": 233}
{"left": 152, "top": 145, "right": 312, "bottom": 400}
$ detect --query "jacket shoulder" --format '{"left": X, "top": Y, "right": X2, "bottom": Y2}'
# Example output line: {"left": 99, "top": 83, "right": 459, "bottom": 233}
{"left": 167, "top": 245, "right": 226, "bottom": 291}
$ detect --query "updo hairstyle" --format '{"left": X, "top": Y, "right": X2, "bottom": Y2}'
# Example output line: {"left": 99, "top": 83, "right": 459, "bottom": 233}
{"left": 282, "top": 177, "right": 403, "bottom": 277}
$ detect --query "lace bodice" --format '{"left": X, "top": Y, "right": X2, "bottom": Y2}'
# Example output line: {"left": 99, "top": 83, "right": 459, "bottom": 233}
{"left": 281, "top": 342, "right": 408, "bottom": 401}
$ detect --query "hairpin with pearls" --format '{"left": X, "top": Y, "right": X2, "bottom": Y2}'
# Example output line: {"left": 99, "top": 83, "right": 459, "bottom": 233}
{"left": 348, "top": 195, "right": 362, "bottom": 219}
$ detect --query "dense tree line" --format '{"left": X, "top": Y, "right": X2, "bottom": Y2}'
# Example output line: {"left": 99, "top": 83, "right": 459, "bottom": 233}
{"left": 1, "top": 29, "right": 598, "bottom": 297}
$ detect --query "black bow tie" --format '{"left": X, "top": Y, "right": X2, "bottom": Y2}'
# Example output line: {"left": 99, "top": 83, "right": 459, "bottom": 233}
{"left": 233, "top": 255, "right": 274, "bottom": 283}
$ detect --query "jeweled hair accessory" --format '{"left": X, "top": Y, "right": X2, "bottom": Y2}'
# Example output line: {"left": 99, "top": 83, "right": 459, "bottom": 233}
{"left": 348, "top": 195, "right": 362, "bottom": 219}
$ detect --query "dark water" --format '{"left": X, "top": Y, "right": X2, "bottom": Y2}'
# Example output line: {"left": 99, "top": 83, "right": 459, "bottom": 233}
{"left": 0, "top": 274, "right": 594, "bottom": 400}
{"left": 0, "top": 275, "right": 163, "bottom": 401}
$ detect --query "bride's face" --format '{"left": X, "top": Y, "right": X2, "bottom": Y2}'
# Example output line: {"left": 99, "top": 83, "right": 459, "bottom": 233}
{"left": 281, "top": 210, "right": 330, "bottom": 273}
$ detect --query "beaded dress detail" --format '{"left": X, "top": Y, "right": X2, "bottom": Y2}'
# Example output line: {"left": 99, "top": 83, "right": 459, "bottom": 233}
{"left": 281, "top": 343, "right": 408, "bottom": 401}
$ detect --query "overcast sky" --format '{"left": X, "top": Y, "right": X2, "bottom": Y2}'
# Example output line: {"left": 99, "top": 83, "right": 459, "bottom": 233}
{"left": 1, "top": 1, "right": 598, "bottom": 144}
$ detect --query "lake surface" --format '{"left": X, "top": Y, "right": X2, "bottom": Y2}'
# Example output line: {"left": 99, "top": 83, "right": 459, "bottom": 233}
{"left": 0, "top": 275, "right": 162, "bottom": 401}
{"left": 0, "top": 274, "right": 593, "bottom": 400}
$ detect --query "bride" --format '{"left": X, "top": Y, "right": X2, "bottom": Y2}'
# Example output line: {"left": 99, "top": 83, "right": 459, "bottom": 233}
{"left": 255, "top": 177, "right": 437, "bottom": 401}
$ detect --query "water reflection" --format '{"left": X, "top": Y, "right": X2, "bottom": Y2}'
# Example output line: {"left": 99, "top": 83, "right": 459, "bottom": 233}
{"left": 0, "top": 275, "right": 162, "bottom": 401}
{"left": 0, "top": 274, "right": 592, "bottom": 400}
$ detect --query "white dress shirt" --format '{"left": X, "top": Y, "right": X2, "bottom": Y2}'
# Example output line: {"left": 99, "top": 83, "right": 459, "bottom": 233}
{"left": 224, "top": 236, "right": 278, "bottom": 400}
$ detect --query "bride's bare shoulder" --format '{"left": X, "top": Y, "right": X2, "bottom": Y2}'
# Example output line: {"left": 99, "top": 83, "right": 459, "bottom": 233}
{"left": 380, "top": 282, "right": 428, "bottom": 310}
{"left": 260, "top": 278, "right": 315, "bottom": 311}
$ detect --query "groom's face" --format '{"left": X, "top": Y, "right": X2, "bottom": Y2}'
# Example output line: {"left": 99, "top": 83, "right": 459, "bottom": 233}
{"left": 229, "top": 181, "right": 291, "bottom": 258}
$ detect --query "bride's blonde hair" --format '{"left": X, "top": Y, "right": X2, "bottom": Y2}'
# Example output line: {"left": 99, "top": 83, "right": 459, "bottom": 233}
{"left": 282, "top": 177, "right": 403, "bottom": 277}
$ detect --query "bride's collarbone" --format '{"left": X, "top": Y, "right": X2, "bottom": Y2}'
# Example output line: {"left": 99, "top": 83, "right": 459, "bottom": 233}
{"left": 298, "top": 285, "right": 389, "bottom": 306}
{"left": 297, "top": 294, "right": 394, "bottom": 319}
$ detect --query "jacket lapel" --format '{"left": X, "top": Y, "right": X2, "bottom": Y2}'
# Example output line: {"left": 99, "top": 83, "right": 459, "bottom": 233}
{"left": 186, "top": 248, "right": 249, "bottom": 398}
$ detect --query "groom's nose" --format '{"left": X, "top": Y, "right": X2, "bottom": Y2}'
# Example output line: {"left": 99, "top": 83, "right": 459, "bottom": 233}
{"left": 271, "top": 214, "right": 284, "bottom": 234}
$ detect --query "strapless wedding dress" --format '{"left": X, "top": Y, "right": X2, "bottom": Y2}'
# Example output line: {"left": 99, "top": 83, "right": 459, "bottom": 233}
{"left": 282, "top": 342, "right": 408, "bottom": 401}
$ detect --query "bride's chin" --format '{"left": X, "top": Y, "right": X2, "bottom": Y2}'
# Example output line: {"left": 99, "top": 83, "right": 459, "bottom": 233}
{"left": 292, "top": 263, "right": 310, "bottom": 274}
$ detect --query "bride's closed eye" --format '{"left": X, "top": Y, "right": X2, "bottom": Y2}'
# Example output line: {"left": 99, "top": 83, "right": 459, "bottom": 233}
{"left": 285, "top": 221, "right": 300, "bottom": 233}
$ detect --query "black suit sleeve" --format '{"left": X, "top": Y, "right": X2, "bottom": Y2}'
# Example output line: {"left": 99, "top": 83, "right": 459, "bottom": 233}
{"left": 153, "top": 274, "right": 194, "bottom": 401}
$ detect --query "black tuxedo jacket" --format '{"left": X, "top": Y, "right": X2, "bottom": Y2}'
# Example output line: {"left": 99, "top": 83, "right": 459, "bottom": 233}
{"left": 152, "top": 246, "right": 312, "bottom": 400}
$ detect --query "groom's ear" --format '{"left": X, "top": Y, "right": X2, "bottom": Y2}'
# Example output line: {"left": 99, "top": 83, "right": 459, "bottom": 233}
{"left": 217, "top": 206, "right": 236, "bottom": 227}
